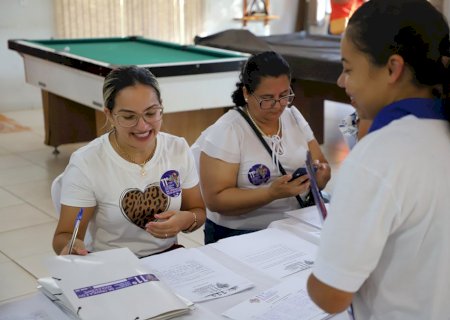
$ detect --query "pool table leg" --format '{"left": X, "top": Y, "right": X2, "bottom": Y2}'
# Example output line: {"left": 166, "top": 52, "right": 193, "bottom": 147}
{"left": 41, "top": 91, "right": 101, "bottom": 149}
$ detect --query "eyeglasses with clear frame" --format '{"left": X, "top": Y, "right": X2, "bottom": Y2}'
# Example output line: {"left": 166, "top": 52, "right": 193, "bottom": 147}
{"left": 113, "top": 106, "right": 163, "bottom": 127}
{"left": 251, "top": 88, "right": 295, "bottom": 110}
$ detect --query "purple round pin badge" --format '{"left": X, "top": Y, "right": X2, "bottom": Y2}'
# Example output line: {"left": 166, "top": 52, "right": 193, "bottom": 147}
{"left": 248, "top": 164, "right": 271, "bottom": 185}
{"left": 160, "top": 170, "right": 181, "bottom": 197}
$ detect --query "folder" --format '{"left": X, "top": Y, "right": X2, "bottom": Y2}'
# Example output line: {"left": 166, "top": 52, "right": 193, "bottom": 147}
{"left": 305, "top": 150, "right": 328, "bottom": 224}
{"left": 38, "top": 247, "right": 191, "bottom": 320}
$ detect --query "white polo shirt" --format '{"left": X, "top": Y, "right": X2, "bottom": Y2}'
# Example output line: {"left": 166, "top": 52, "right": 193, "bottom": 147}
{"left": 314, "top": 115, "right": 450, "bottom": 319}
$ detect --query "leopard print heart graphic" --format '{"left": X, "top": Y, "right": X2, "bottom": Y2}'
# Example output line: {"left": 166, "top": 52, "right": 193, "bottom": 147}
{"left": 120, "top": 184, "right": 170, "bottom": 229}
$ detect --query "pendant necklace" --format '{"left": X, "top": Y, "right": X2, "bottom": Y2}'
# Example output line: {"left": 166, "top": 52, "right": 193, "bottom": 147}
{"left": 112, "top": 131, "right": 154, "bottom": 176}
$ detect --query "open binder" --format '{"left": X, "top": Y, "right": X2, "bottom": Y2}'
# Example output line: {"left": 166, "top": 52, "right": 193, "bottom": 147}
{"left": 38, "top": 247, "right": 192, "bottom": 320}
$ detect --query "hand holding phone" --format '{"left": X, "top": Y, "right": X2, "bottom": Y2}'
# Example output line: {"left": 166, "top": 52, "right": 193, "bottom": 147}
{"left": 288, "top": 167, "right": 308, "bottom": 182}
{"left": 289, "top": 166, "right": 317, "bottom": 182}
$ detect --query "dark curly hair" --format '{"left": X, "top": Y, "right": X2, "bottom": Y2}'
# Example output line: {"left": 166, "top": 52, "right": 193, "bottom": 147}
{"left": 231, "top": 51, "right": 291, "bottom": 107}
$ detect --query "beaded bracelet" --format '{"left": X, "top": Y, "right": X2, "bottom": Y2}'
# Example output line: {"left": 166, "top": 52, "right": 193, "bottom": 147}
{"left": 182, "top": 211, "right": 198, "bottom": 233}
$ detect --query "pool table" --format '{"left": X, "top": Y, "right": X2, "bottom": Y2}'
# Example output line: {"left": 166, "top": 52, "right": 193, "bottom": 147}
{"left": 8, "top": 36, "right": 249, "bottom": 149}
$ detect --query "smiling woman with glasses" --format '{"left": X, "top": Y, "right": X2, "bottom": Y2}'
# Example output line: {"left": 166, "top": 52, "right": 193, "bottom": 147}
{"left": 113, "top": 106, "right": 164, "bottom": 127}
{"left": 52, "top": 66, "right": 206, "bottom": 258}
{"left": 192, "top": 51, "right": 331, "bottom": 244}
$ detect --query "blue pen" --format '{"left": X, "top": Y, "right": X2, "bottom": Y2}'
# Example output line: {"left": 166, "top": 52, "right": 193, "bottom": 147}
{"left": 67, "top": 208, "right": 84, "bottom": 255}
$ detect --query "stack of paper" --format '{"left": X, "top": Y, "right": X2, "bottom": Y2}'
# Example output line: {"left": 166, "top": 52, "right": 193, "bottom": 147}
{"left": 38, "top": 247, "right": 191, "bottom": 320}
{"left": 222, "top": 271, "right": 331, "bottom": 320}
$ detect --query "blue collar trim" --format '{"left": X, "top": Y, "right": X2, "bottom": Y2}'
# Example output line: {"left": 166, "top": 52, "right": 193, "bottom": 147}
{"left": 369, "top": 98, "right": 446, "bottom": 134}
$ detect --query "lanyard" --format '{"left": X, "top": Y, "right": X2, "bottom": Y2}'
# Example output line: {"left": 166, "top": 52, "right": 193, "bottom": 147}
{"left": 368, "top": 98, "right": 446, "bottom": 134}
{"left": 233, "top": 107, "right": 308, "bottom": 208}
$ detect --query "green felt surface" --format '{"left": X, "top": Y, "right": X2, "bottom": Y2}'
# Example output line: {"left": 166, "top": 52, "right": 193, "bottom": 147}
{"left": 31, "top": 37, "right": 240, "bottom": 65}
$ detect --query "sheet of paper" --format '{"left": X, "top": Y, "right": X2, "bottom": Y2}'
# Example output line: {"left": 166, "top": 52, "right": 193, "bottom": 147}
{"left": 44, "top": 247, "right": 189, "bottom": 320}
{"left": 222, "top": 272, "right": 330, "bottom": 320}
{"left": 0, "top": 292, "right": 72, "bottom": 320}
{"left": 268, "top": 218, "right": 321, "bottom": 245}
{"left": 285, "top": 204, "right": 330, "bottom": 230}
{"left": 141, "top": 247, "right": 254, "bottom": 302}
{"left": 211, "top": 228, "right": 317, "bottom": 279}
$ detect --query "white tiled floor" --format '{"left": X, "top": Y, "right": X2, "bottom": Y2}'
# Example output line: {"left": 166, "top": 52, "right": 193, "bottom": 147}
{"left": 0, "top": 101, "right": 353, "bottom": 303}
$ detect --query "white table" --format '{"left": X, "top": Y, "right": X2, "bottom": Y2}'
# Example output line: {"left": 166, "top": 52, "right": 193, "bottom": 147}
{"left": 0, "top": 216, "right": 349, "bottom": 320}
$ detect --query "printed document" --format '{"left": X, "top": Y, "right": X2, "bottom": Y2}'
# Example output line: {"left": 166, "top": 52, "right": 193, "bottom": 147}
{"left": 223, "top": 271, "right": 331, "bottom": 320}
{"left": 211, "top": 228, "right": 317, "bottom": 279}
{"left": 142, "top": 247, "right": 254, "bottom": 302}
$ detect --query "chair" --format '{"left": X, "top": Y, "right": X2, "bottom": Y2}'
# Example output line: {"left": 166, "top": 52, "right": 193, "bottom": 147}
{"left": 50, "top": 173, "right": 64, "bottom": 217}
{"left": 51, "top": 173, "right": 93, "bottom": 247}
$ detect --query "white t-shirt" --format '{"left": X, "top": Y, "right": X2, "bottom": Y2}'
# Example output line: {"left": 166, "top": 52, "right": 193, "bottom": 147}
{"left": 193, "top": 106, "right": 315, "bottom": 230}
{"left": 313, "top": 116, "right": 450, "bottom": 319}
{"left": 61, "top": 132, "right": 199, "bottom": 258}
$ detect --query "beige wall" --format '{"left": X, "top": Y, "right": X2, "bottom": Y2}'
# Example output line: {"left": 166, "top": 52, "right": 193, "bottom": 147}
{"left": 1, "top": 0, "right": 54, "bottom": 112}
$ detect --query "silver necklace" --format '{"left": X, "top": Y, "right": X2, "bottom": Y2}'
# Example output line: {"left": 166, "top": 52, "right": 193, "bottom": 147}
{"left": 112, "top": 131, "right": 154, "bottom": 176}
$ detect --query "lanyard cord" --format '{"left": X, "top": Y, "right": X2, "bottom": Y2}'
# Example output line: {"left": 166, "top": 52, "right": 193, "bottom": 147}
{"left": 245, "top": 108, "right": 284, "bottom": 172}
{"left": 234, "top": 107, "right": 306, "bottom": 208}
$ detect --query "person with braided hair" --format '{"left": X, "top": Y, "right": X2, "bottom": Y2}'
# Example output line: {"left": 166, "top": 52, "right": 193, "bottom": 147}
{"left": 307, "top": 0, "right": 450, "bottom": 318}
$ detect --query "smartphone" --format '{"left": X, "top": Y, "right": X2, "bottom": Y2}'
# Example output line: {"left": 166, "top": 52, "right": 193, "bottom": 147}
{"left": 289, "top": 166, "right": 317, "bottom": 182}
{"left": 289, "top": 167, "right": 307, "bottom": 182}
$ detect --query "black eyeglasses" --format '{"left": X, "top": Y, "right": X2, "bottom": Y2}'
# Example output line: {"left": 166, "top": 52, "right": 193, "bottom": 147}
{"left": 113, "top": 107, "right": 163, "bottom": 127}
{"left": 251, "top": 89, "right": 295, "bottom": 110}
